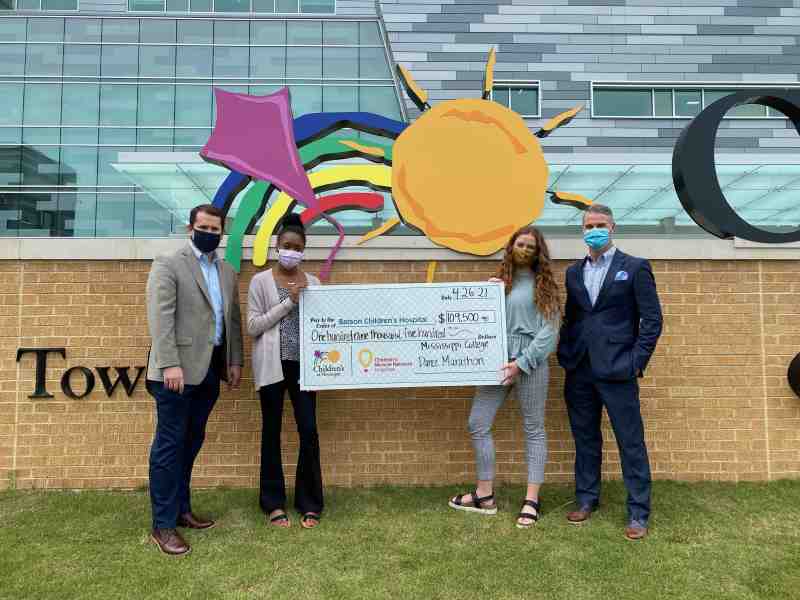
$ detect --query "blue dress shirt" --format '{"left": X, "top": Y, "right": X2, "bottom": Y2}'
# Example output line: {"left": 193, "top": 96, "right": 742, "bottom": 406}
{"left": 582, "top": 245, "right": 616, "bottom": 306}
{"left": 191, "top": 242, "right": 224, "bottom": 346}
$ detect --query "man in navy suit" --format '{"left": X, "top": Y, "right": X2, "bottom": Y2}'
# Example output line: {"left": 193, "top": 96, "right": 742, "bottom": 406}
{"left": 557, "top": 204, "right": 662, "bottom": 540}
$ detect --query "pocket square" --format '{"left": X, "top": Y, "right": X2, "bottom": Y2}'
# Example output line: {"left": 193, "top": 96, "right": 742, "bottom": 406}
{"left": 614, "top": 271, "right": 628, "bottom": 281}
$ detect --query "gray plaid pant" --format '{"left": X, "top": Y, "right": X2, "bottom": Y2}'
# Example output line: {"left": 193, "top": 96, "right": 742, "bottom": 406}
{"left": 468, "top": 365, "right": 549, "bottom": 484}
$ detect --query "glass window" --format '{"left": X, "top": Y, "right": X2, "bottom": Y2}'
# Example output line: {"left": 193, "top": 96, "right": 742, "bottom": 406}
{"left": 140, "top": 18, "right": 175, "bottom": 42}
{"left": 248, "top": 84, "right": 282, "bottom": 96}
{"left": 26, "top": 44, "right": 64, "bottom": 76}
{"left": 18, "top": 0, "right": 38, "bottom": 8}
{"left": 175, "top": 85, "right": 211, "bottom": 126}
{"left": 214, "top": 19, "right": 248, "bottom": 44}
{"left": 24, "top": 83, "right": 62, "bottom": 125}
{"left": 300, "top": 0, "right": 333, "bottom": 13}
{"left": 129, "top": 0, "right": 165, "bottom": 10}
{"left": 359, "top": 22, "right": 381, "bottom": 45}
{"left": 190, "top": 0, "right": 212, "bottom": 10}
{"left": 176, "top": 45, "right": 212, "bottom": 77}
{"left": 69, "top": 193, "right": 98, "bottom": 237}
{"left": 250, "top": 46, "right": 285, "bottom": 78}
{"left": 492, "top": 87, "right": 508, "bottom": 107}
{"left": 64, "top": 44, "right": 101, "bottom": 76}
{"left": 594, "top": 88, "right": 652, "bottom": 117}
{"left": 139, "top": 45, "right": 176, "bottom": 77}
{"left": 250, "top": 19, "right": 284, "bottom": 44}
{"left": 214, "top": 46, "right": 248, "bottom": 77}
{"left": 60, "top": 147, "right": 98, "bottom": 186}
{"left": 95, "top": 192, "right": 135, "bottom": 237}
{"left": 138, "top": 84, "right": 175, "bottom": 126}
{"left": 61, "top": 127, "right": 99, "bottom": 144}
{"left": 0, "top": 17, "right": 26, "bottom": 41}
{"left": 100, "top": 84, "right": 138, "bottom": 126}
{"left": 289, "top": 85, "right": 321, "bottom": 116}
{"left": 287, "top": 20, "right": 320, "bottom": 44}
{"left": 178, "top": 18, "right": 212, "bottom": 43}
{"left": 27, "top": 17, "right": 63, "bottom": 42}
{"left": 675, "top": 89, "right": 701, "bottom": 117}
{"left": 0, "top": 1, "right": 15, "bottom": 11}
{"left": 167, "top": 0, "right": 188, "bottom": 9}
{"left": 324, "top": 47, "right": 357, "bottom": 79}
{"left": 65, "top": 18, "right": 101, "bottom": 43}
{"left": 23, "top": 128, "right": 60, "bottom": 144}
{"left": 102, "top": 19, "right": 139, "bottom": 43}
{"left": 654, "top": 89, "right": 672, "bottom": 117}
{"left": 0, "top": 83, "right": 22, "bottom": 126}
{"left": 137, "top": 128, "right": 173, "bottom": 145}
{"left": 253, "top": 0, "right": 274, "bottom": 12}
{"left": 323, "top": 86, "right": 357, "bottom": 112}
{"left": 174, "top": 128, "right": 210, "bottom": 146}
{"left": 0, "top": 44, "right": 24, "bottom": 75}
{"left": 704, "top": 89, "right": 766, "bottom": 118}
{"left": 0, "top": 150, "right": 23, "bottom": 185}
{"left": 323, "top": 21, "right": 357, "bottom": 45}
{"left": 62, "top": 84, "right": 100, "bottom": 126}
{"left": 22, "top": 146, "right": 60, "bottom": 186}
{"left": 275, "top": 0, "right": 298, "bottom": 12}
{"left": 99, "top": 128, "right": 136, "bottom": 144}
{"left": 359, "top": 47, "right": 390, "bottom": 79}
{"left": 42, "top": 0, "right": 77, "bottom": 8}
{"left": 287, "top": 46, "right": 321, "bottom": 78}
{"left": 509, "top": 87, "right": 538, "bottom": 116}
{"left": 359, "top": 86, "right": 400, "bottom": 119}
{"left": 214, "top": 0, "right": 249, "bottom": 11}
{"left": 135, "top": 193, "right": 173, "bottom": 237}
{"left": 101, "top": 44, "right": 139, "bottom": 77}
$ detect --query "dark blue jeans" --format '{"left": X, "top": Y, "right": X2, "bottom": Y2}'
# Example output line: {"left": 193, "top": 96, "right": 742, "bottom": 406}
{"left": 147, "top": 365, "right": 220, "bottom": 530}
{"left": 564, "top": 356, "right": 652, "bottom": 525}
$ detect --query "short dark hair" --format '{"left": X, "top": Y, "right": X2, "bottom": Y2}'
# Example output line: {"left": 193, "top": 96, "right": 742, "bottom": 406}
{"left": 189, "top": 204, "right": 224, "bottom": 227}
{"left": 582, "top": 203, "right": 614, "bottom": 224}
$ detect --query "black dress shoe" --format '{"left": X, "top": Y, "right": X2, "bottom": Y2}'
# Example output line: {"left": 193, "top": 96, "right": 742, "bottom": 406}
{"left": 151, "top": 528, "right": 191, "bottom": 556}
{"left": 178, "top": 512, "right": 216, "bottom": 530}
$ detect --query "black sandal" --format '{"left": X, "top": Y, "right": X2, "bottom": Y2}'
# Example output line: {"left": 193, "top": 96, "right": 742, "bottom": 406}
{"left": 448, "top": 489, "right": 498, "bottom": 515}
{"left": 516, "top": 499, "right": 541, "bottom": 529}
{"left": 301, "top": 512, "right": 321, "bottom": 529}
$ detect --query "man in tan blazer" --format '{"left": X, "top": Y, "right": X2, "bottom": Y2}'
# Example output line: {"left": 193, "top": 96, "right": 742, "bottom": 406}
{"left": 145, "top": 203, "right": 243, "bottom": 556}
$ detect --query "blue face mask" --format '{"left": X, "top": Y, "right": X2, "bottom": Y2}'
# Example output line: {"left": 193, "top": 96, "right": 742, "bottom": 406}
{"left": 583, "top": 227, "right": 610, "bottom": 251}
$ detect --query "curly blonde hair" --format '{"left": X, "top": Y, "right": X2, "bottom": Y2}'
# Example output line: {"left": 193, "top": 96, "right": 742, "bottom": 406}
{"left": 496, "top": 226, "right": 562, "bottom": 322}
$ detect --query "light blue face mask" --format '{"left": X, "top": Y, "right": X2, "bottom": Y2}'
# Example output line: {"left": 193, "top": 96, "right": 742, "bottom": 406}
{"left": 583, "top": 227, "right": 610, "bottom": 251}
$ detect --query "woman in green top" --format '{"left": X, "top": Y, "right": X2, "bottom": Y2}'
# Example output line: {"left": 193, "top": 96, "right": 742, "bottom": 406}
{"left": 448, "top": 226, "right": 561, "bottom": 528}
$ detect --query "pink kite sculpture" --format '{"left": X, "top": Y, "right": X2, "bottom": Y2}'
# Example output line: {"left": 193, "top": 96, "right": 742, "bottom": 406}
{"left": 200, "top": 87, "right": 317, "bottom": 209}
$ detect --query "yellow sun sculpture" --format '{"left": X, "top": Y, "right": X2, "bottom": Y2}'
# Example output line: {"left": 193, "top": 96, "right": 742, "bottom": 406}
{"left": 358, "top": 49, "right": 592, "bottom": 256}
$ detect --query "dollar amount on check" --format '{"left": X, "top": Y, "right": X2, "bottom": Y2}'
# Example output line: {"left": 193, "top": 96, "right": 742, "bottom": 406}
{"left": 299, "top": 282, "right": 509, "bottom": 390}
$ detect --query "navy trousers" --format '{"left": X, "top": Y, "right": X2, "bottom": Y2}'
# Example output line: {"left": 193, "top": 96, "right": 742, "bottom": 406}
{"left": 564, "top": 356, "right": 652, "bottom": 525}
{"left": 147, "top": 356, "right": 221, "bottom": 530}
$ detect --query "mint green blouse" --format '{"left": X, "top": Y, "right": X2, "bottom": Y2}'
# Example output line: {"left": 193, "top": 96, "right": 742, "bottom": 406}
{"left": 506, "top": 269, "right": 559, "bottom": 374}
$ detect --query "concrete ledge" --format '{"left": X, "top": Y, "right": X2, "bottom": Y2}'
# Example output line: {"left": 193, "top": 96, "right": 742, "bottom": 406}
{"left": 2, "top": 235, "right": 800, "bottom": 260}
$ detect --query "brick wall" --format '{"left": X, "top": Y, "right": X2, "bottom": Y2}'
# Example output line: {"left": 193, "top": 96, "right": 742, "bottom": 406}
{"left": 2, "top": 257, "right": 800, "bottom": 491}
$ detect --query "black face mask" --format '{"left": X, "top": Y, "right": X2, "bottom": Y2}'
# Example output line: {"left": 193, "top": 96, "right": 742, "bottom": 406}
{"left": 192, "top": 228, "right": 221, "bottom": 253}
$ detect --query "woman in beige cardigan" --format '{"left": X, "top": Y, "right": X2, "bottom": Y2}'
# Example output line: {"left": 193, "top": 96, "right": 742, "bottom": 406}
{"left": 247, "top": 213, "right": 322, "bottom": 529}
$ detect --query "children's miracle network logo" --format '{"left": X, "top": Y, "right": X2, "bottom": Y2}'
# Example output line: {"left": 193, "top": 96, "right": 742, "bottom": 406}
{"left": 312, "top": 349, "right": 346, "bottom": 377}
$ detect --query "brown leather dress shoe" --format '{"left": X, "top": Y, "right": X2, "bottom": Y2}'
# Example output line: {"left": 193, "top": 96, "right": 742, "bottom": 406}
{"left": 624, "top": 525, "right": 648, "bottom": 541}
{"left": 566, "top": 506, "right": 594, "bottom": 525}
{"left": 178, "top": 512, "right": 216, "bottom": 530}
{"left": 150, "top": 528, "right": 191, "bottom": 556}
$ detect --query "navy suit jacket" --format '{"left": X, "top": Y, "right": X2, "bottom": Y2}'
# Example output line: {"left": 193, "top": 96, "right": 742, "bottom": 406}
{"left": 557, "top": 249, "right": 663, "bottom": 381}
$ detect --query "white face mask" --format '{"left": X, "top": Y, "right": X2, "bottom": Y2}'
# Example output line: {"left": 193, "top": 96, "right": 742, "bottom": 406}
{"left": 278, "top": 248, "right": 304, "bottom": 269}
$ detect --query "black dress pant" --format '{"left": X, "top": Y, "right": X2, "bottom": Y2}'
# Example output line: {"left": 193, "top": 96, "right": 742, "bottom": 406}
{"left": 259, "top": 360, "right": 324, "bottom": 515}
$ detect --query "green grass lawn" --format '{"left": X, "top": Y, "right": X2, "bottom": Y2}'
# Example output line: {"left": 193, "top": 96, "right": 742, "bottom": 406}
{"left": 2, "top": 481, "right": 799, "bottom": 600}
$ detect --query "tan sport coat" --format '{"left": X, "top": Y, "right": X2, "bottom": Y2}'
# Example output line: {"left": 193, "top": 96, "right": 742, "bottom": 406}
{"left": 146, "top": 243, "right": 244, "bottom": 385}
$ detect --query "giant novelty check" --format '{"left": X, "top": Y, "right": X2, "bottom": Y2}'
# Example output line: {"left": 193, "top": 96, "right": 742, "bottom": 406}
{"left": 299, "top": 282, "right": 508, "bottom": 390}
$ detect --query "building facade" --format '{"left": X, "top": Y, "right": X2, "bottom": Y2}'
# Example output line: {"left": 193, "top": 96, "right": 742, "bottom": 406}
{"left": 2, "top": 0, "right": 800, "bottom": 491}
